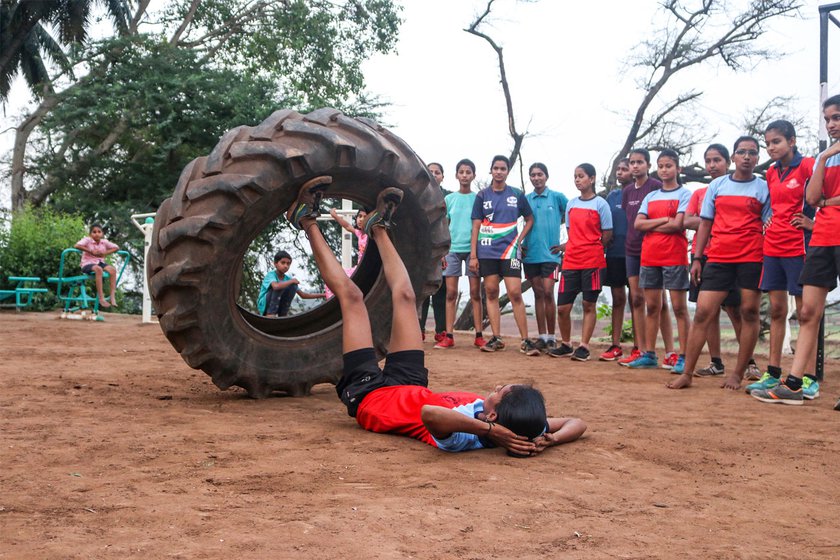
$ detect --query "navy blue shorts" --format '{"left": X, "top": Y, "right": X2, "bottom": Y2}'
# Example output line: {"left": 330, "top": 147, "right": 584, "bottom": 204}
{"left": 625, "top": 255, "right": 641, "bottom": 278}
{"left": 81, "top": 261, "right": 108, "bottom": 274}
{"left": 760, "top": 256, "right": 805, "bottom": 295}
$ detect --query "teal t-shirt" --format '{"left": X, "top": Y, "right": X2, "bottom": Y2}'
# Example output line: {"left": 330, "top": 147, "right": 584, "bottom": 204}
{"left": 445, "top": 191, "right": 477, "bottom": 253}
{"left": 257, "top": 270, "right": 292, "bottom": 315}
{"left": 524, "top": 188, "right": 568, "bottom": 264}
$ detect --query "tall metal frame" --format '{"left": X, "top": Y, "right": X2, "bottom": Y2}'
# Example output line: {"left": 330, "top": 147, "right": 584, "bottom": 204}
{"left": 816, "top": 2, "right": 840, "bottom": 380}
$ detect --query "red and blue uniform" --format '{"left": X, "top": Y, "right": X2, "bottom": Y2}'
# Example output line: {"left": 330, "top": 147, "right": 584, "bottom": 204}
{"left": 356, "top": 386, "right": 489, "bottom": 452}
{"left": 700, "top": 174, "right": 771, "bottom": 263}
{"left": 809, "top": 153, "right": 840, "bottom": 247}
{"left": 562, "top": 196, "right": 612, "bottom": 271}
{"left": 637, "top": 186, "right": 692, "bottom": 267}
{"left": 764, "top": 153, "right": 815, "bottom": 257}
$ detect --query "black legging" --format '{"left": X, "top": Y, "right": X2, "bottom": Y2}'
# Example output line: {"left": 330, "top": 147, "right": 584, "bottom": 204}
{"left": 419, "top": 278, "right": 447, "bottom": 334}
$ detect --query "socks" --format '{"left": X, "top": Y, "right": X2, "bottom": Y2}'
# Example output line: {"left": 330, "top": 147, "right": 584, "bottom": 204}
{"left": 767, "top": 365, "right": 782, "bottom": 379}
{"left": 446, "top": 333, "right": 453, "bottom": 340}
{"left": 475, "top": 331, "right": 483, "bottom": 339}
{"left": 711, "top": 356, "right": 723, "bottom": 367}
{"left": 804, "top": 373, "right": 817, "bottom": 383}
{"left": 785, "top": 375, "right": 803, "bottom": 391}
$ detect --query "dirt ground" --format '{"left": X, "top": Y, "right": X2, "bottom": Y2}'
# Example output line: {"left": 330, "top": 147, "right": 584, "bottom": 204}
{"left": 2, "top": 312, "right": 839, "bottom": 559}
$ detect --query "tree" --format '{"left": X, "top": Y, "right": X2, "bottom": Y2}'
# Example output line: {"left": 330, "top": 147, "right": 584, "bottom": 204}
{"left": 606, "top": 0, "right": 803, "bottom": 186}
{"left": 0, "top": 0, "right": 131, "bottom": 101}
{"left": 465, "top": 0, "right": 529, "bottom": 179}
{"left": 7, "top": 0, "right": 402, "bottom": 211}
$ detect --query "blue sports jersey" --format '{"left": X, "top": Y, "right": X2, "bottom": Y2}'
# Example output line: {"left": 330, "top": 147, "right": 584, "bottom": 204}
{"left": 524, "top": 188, "right": 568, "bottom": 264}
{"left": 471, "top": 185, "right": 533, "bottom": 259}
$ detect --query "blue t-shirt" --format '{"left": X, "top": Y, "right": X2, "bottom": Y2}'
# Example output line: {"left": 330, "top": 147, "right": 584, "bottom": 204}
{"left": 432, "top": 399, "right": 489, "bottom": 452}
{"left": 445, "top": 191, "right": 477, "bottom": 253}
{"left": 524, "top": 188, "right": 568, "bottom": 264}
{"left": 257, "top": 270, "right": 292, "bottom": 315}
{"left": 604, "top": 188, "right": 627, "bottom": 258}
{"left": 471, "top": 185, "right": 533, "bottom": 259}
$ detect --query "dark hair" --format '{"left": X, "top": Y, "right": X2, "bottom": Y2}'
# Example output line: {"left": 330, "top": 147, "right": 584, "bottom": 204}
{"left": 456, "top": 158, "right": 476, "bottom": 174}
{"left": 824, "top": 94, "right": 840, "bottom": 109}
{"left": 764, "top": 119, "right": 798, "bottom": 154}
{"left": 428, "top": 162, "right": 444, "bottom": 174}
{"left": 273, "top": 250, "right": 292, "bottom": 263}
{"left": 733, "top": 136, "right": 760, "bottom": 153}
{"left": 89, "top": 224, "right": 103, "bottom": 233}
{"left": 491, "top": 155, "right": 511, "bottom": 170}
{"left": 529, "top": 162, "right": 549, "bottom": 179}
{"left": 657, "top": 148, "right": 680, "bottom": 166}
{"left": 576, "top": 163, "right": 596, "bottom": 178}
{"left": 618, "top": 157, "right": 630, "bottom": 166}
{"left": 495, "top": 385, "right": 548, "bottom": 440}
{"left": 704, "top": 143, "right": 731, "bottom": 162}
{"left": 629, "top": 148, "right": 651, "bottom": 163}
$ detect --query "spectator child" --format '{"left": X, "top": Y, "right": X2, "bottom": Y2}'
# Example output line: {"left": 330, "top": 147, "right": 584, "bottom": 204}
{"left": 74, "top": 224, "right": 119, "bottom": 309}
{"left": 258, "top": 250, "right": 326, "bottom": 317}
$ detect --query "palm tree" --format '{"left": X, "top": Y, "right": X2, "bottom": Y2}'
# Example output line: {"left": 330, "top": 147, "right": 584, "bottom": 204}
{"left": 0, "top": 0, "right": 131, "bottom": 101}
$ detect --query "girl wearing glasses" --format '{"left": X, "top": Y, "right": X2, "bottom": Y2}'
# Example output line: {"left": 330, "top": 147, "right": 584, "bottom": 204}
{"left": 667, "top": 137, "right": 771, "bottom": 392}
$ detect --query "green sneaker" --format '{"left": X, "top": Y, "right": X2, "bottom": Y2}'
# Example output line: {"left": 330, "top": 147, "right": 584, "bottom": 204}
{"left": 802, "top": 377, "right": 820, "bottom": 400}
{"left": 286, "top": 176, "right": 332, "bottom": 229}
{"left": 751, "top": 383, "right": 804, "bottom": 406}
{"left": 744, "top": 372, "right": 779, "bottom": 394}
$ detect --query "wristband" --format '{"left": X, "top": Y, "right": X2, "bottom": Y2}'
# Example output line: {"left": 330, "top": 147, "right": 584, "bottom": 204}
{"left": 486, "top": 421, "right": 495, "bottom": 436}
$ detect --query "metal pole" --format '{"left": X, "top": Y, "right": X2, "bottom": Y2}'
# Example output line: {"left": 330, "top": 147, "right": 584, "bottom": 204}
{"left": 130, "top": 213, "right": 157, "bottom": 324}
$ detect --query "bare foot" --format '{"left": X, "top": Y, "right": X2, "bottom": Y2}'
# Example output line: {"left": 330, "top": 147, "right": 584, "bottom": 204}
{"left": 109, "top": 297, "right": 117, "bottom": 307}
{"left": 99, "top": 299, "right": 111, "bottom": 309}
{"left": 666, "top": 373, "right": 692, "bottom": 390}
{"left": 720, "top": 374, "right": 742, "bottom": 391}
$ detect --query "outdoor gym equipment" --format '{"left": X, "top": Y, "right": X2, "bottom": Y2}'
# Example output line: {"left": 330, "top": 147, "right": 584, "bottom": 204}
{"left": 148, "top": 108, "right": 449, "bottom": 398}
{"left": 131, "top": 213, "right": 157, "bottom": 324}
{"left": 48, "top": 248, "right": 131, "bottom": 320}
{"left": 0, "top": 276, "right": 49, "bottom": 310}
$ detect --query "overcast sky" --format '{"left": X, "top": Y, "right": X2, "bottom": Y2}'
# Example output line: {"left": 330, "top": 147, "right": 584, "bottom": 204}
{"left": 361, "top": 0, "right": 840, "bottom": 199}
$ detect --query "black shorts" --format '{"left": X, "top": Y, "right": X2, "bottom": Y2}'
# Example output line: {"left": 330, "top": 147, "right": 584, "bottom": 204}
{"left": 799, "top": 245, "right": 840, "bottom": 290}
{"left": 688, "top": 256, "right": 741, "bottom": 306}
{"left": 604, "top": 257, "right": 629, "bottom": 288}
{"left": 479, "top": 258, "right": 522, "bottom": 278}
{"left": 557, "top": 268, "right": 604, "bottom": 305}
{"left": 81, "top": 261, "right": 108, "bottom": 274}
{"left": 336, "top": 348, "right": 428, "bottom": 418}
{"left": 524, "top": 262, "right": 558, "bottom": 280}
{"left": 700, "top": 261, "right": 762, "bottom": 292}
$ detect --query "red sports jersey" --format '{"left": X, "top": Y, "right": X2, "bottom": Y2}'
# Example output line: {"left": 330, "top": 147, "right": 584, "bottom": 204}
{"left": 764, "top": 154, "right": 814, "bottom": 257}
{"left": 638, "top": 186, "right": 692, "bottom": 267}
{"left": 700, "top": 175, "right": 771, "bottom": 263}
{"left": 562, "top": 196, "right": 612, "bottom": 270}
{"left": 355, "top": 386, "right": 483, "bottom": 447}
{"left": 809, "top": 152, "right": 840, "bottom": 247}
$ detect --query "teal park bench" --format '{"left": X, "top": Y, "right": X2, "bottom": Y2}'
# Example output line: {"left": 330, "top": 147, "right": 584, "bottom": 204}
{"left": 48, "top": 248, "right": 130, "bottom": 316}
{"left": 0, "top": 276, "right": 49, "bottom": 310}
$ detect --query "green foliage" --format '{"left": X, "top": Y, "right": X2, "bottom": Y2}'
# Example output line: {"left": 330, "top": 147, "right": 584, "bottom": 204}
{"left": 596, "top": 302, "right": 633, "bottom": 342}
{"left": 0, "top": 206, "right": 86, "bottom": 309}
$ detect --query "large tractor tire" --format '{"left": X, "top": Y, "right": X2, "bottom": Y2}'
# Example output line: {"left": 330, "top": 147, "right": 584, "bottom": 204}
{"left": 147, "top": 108, "right": 449, "bottom": 398}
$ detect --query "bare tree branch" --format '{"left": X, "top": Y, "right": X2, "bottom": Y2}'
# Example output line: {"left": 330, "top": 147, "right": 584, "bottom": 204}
{"left": 464, "top": 0, "right": 526, "bottom": 169}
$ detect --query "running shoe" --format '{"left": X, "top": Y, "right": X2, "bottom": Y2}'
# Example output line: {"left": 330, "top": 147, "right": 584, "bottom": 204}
{"left": 661, "top": 352, "right": 678, "bottom": 370}
{"left": 361, "top": 187, "right": 403, "bottom": 234}
{"left": 545, "top": 340, "right": 557, "bottom": 353}
{"left": 571, "top": 346, "right": 591, "bottom": 362}
{"left": 534, "top": 338, "right": 547, "bottom": 353}
{"left": 802, "top": 377, "right": 820, "bottom": 400}
{"left": 599, "top": 345, "right": 623, "bottom": 361}
{"left": 694, "top": 362, "right": 724, "bottom": 377}
{"left": 434, "top": 336, "right": 454, "bottom": 349}
{"left": 548, "top": 342, "right": 574, "bottom": 358}
{"left": 618, "top": 347, "right": 642, "bottom": 367}
{"left": 474, "top": 335, "right": 487, "bottom": 348}
{"left": 520, "top": 339, "right": 541, "bottom": 356}
{"left": 433, "top": 332, "right": 445, "bottom": 344}
{"left": 834, "top": 397, "right": 840, "bottom": 411}
{"left": 480, "top": 336, "right": 505, "bottom": 352}
{"left": 628, "top": 352, "right": 658, "bottom": 369}
{"left": 286, "top": 176, "right": 332, "bottom": 229}
{"left": 744, "top": 372, "right": 780, "bottom": 394}
{"left": 672, "top": 355, "right": 685, "bottom": 375}
{"left": 745, "top": 361, "right": 762, "bottom": 381}
{"left": 751, "top": 383, "right": 804, "bottom": 406}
